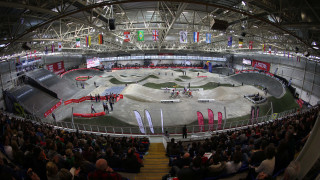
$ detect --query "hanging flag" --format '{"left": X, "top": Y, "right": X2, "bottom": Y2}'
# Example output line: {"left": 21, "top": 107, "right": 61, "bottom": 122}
{"left": 160, "top": 109, "right": 164, "bottom": 133}
{"left": 179, "top": 31, "right": 188, "bottom": 43}
{"left": 249, "top": 41, "right": 253, "bottom": 49}
{"left": 297, "top": 56, "right": 301, "bottom": 62}
{"left": 227, "top": 36, "right": 232, "bottom": 46}
{"left": 208, "top": 109, "right": 214, "bottom": 131}
{"left": 51, "top": 43, "right": 55, "bottom": 53}
{"left": 86, "top": 36, "right": 91, "bottom": 47}
{"left": 145, "top": 110, "right": 154, "bottom": 134}
{"left": 58, "top": 42, "right": 62, "bottom": 51}
{"left": 218, "top": 112, "right": 222, "bottom": 130}
{"left": 16, "top": 56, "right": 20, "bottom": 64}
{"left": 124, "top": 32, "right": 130, "bottom": 42}
{"left": 250, "top": 106, "right": 255, "bottom": 124}
{"left": 34, "top": 50, "right": 37, "bottom": 58}
{"left": 262, "top": 44, "right": 265, "bottom": 52}
{"left": 76, "top": 38, "right": 80, "bottom": 47}
{"left": 239, "top": 38, "right": 243, "bottom": 48}
{"left": 45, "top": 46, "right": 48, "bottom": 54}
{"left": 98, "top": 34, "right": 103, "bottom": 44}
{"left": 193, "top": 32, "right": 199, "bottom": 42}
{"left": 152, "top": 30, "right": 159, "bottom": 41}
{"left": 137, "top": 30, "right": 144, "bottom": 41}
{"left": 134, "top": 111, "right": 145, "bottom": 134}
{"left": 274, "top": 48, "right": 278, "bottom": 54}
{"left": 255, "top": 106, "right": 260, "bottom": 123}
{"left": 206, "top": 33, "right": 211, "bottom": 43}
{"left": 288, "top": 52, "right": 290, "bottom": 59}
{"left": 269, "top": 46, "right": 271, "bottom": 54}
{"left": 197, "top": 111, "right": 205, "bottom": 132}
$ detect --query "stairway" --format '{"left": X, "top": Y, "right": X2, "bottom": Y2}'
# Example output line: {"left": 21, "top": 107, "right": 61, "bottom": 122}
{"left": 134, "top": 143, "right": 170, "bottom": 180}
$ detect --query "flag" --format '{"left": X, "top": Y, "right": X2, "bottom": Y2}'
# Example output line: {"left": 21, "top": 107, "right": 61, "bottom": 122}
{"left": 208, "top": 109, "right": 214, "bottom": 131}
{"left": 297, "top": 56, "right": 301, "bottom": 62}
{"left": 86, "top": 36, "right": 91, "bottom": 47}
{"left": 16, "top": 56, "right": 20, "bottom": 64}
{"left": 274, "top": 48, "right": 278, "bottom": 54}
{"left": 206, "top": 33, "right": 211, "bottom": 43}
{"left": 180, "top": 31, "right": 188, "bottom": 43}
{"left": 34, "top": 50, "right": 36, "bottom": 58}
{"left": 98, "top": 34, "right": 103, "bottom": 44}
{"left": 269, "top": 46, "right": 271, "bottom": 54}
{"left": 218, "top": 112, "right": 223, "bottom": 129}
{"left": 58, "top": 42, "right": 62, "bottom": 51}
{"left": 256, "top": 106, "right": 259, "bottom": 123}
{"left": 137, "top": 30, "right": 144, "bottom": 41}
{"left": 124, "top": 32, "right": 130, "bottom": 42}
{"left": 228, "top": 36, "right": 232, "bottom": 46}
{"left": 197, "top": 111, "right": 205, "bottom": 132}
{"left": 239, "top": 38, "right": 243, "bottom": 48}
{"left": 193, "top": 32, "right": 199, "bottom": 42}
{"left": 288, "top": 52, "right": 290, "bottom": 59}
{"left": 76, "top": 38, "right": 80, "bottom": 47}
{"left": 249, "top": 41, "right": 253, "bottom": 49}
{"left": 152, "top": 30, "right": 158, "bottom": 41}
{"left": 45, "top": 46, "right": 48, "bottom": 54}
{"left": 262, "top": 44, "right": 265, "bottom": 52}
{"left": 145, "top": 110, "right": 154, "bottom": 134}
{"left": 51, "top": 43, "right": 55, "bottom": 53}
{"left": 134, "top": 111, "right": 145, "bottom": 134}
{"left": 160, "top": 109, "right": 164, "bottom": 133}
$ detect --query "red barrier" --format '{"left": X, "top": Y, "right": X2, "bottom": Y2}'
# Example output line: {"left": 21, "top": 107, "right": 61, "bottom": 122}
{"left": 73, "top": 111, "right": 106, "bottom": 118}
{"left": 79, "top": 97, "right": 86, "bottom": 102}
{"left": 120, "top": 94, "right": 123, "bottom": 99}
{"left": 64, "top": 94, "right": 123, "bottom": 106}
{"left": 44, "top": 99, "right": 62, "bottom": 117}
{"left": 112, "top": 66, "right": 203, "bottom": 70}
{"left": 64, "top": 99, "right": 73, "bottom": 105}
{"left": 197, "top": 76, "right": 207, "bottom": 78}
{"left": 75, "top": 76, "right": 92, "bottom": 81}
{"left": 72, "top": 99, "right": 79, "bottom": 103}
{"left": 60, "top": 68, "right": 100, "bottom": 77}
{"left": 116, "top": 96, "right": 120, "bottom": 102}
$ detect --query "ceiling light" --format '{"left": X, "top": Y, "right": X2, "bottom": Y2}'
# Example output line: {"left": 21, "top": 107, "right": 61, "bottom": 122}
{"left": 312, "top": 41, "right": 317, "bottom": 46}
{"left": 241, "top": 1, "right": 246, "bottom": 6}
{"left": 313, "top": 46, "right": 319, "bottom": 49}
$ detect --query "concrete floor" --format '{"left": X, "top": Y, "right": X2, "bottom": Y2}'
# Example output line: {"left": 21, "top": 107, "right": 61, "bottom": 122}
{"left": 47, "top": 69, "right": 268, "bottom": 127}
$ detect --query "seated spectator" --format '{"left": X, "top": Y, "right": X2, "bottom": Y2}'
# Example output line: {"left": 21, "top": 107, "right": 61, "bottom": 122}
{"left": 207, "top": 153, "right": 226, "bottom": 177}
{"left": 104, "top": 148, "right": 122, "bottom": 169}
{"left": 88, "top": 159, "right": 122, "bottom": 180}
{"left": 253, "top": 144, "right": 276, "bottom": 177}
{"left": 249, "top": 140, "right": 268, "bottom": 166}
{"left": 225, "top": 151, "right": 243, "bottom": 174}
{"left": 123, "top": 148, "right": 142, "bottom": 173}
{"left": 274, "top": 140, "right": 290, "bottom": 173}
{"left": 46, "top": 161, "right": 59, "bottom": 180}
{"left": 177, "top": 157, "right": 205, "bottom": 180}
{"left": 58, "top": 168, "right": 73, "bottom": 180}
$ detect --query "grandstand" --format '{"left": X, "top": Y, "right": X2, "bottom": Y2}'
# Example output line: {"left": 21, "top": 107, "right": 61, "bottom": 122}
{"left": 0, "top": 1, "right": 320, "bottom": 180}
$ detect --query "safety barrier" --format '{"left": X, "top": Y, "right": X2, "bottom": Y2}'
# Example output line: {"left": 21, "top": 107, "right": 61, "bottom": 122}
{"left": 64, "top": 94, "right": 123, "bottom": 105}
{"left": 44, "top": 99, "right": 62, "bottom": 117}
{"left": 198, "top": 99, "right": 215, "bottom": 103}
{"left": 73, "top": 111, "right": 106, "bottom": 117}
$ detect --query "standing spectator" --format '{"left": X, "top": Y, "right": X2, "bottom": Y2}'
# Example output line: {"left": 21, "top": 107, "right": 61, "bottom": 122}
{"left": 102, "top": 102, "right": 109, "bottom": 114}
{"left": 109, "top": 97, "right": 113, "bottom": 111}
{"left": 182, "top": 125, "right": 187, "bottom": 139}
{"left": 91, "top": 104, "right": 96, "bottom": 114}
{"left": 97, "top": 94, "right": 100, "bottom": 102}
{"left": 52, "top": 113, "right": 56, "bottom": 123}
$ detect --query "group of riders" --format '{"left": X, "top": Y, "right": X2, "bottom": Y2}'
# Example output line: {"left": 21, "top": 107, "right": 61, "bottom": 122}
{"left": 165, "top": 87, "right": 193, "bottom": 98}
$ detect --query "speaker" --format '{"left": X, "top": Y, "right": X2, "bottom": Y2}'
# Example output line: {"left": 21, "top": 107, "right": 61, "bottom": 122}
{"left": 109, "top": 19, "right": 115, "bottom": 30}
{"left": 210, "top": 19, "right": 229, "bottom": 31}
{"left": 22, "top": 42, "right": 31, "bottom": 50}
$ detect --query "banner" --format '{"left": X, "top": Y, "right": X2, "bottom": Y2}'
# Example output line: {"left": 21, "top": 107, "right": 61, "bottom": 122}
{"left": 208, "top": 109, "right": 214, "bottom": 131}
{"left": 193, "top": 32, "right": 199, "bottom": 42}
{"left": 86, "top": 36, "right": 91, "bottom": 47}
{"left": 46, "top": 61, "right": 65, "bottom": 74}
{"left": 137, "top": 30, "right": 144, "bottom": 41}
{"left": 218, "top": 112, "right": 222, "bottom": 129}
{"left": 256, "top": 106, "right": 259, "bottom": 123}
{"left": 134, "top": 111, "right": 145, "bottom": 134}
{"left": 145, "top": 110, "right": 154, "bottom": 134}
{"left": 161, "top": 109, "right": 164, "bottom": 133}
{"left": 152, "top": 30, "right": 158, "bottom": 41}
{"left": 251, "top": 106, "right": 255, "bottom": 124}
{"left": 124, "top": 32, "right": 130, "bottom": 42}
{"left": 271, "top": 113, "right": 278, "bottom": 120}
{"left": 252, "top": 60, "right": 271, "bottom": 72}
{"left": 269, "top": 46, "right": 271, "bottom": 54}
{"left": 58, "top": 42, "right": 62, "bottom": 51}
{"left": 206, "top": 33, "right": 211, "bottom": 43}
{"left": 262, "top": 44, "right": 265, "bottom": 52}
{"left": 180, "top": 31, "right": 188, "bottom": 43}
{"left": 197, "top": 111, "right": 205, "bottom": 132}
{"left": 208, "top": 62, "right": 212, "bottom": 73}
{"left": 227, "top": 36, "right": 232, "bottom": 46}
{"left": 297, "top": 98, "right": 304, "bottom": 108}
{"left": 51, "top": 43, "right": 55, "bottom": 53}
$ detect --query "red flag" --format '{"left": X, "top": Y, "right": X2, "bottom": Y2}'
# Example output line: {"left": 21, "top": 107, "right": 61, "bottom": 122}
{"left": 208, "top": 109, "right": 214, "bottom": 131}
{"left": 249, "top": 41, "right": 253, "bottom": 50}
{"left": 197, "top": 111, "right": 205, "bottom": 132}
{"left": 218, "top": 112, "right": 222, "bottom": 130}
{"left": 124, "top": 32, "right": 130, "bottom": 42}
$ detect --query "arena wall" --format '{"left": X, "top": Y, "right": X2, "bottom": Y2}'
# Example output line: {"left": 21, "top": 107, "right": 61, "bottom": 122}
{"left": 231, "top": 54, "right": 320, "bottom": 105}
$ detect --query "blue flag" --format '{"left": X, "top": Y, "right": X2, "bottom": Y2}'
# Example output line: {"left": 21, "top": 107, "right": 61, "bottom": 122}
{"left": 206, "top": 33, "right": 211, "bottom": 43}
{"left": 228, "top": 36, "right": 232, "bottom": 46}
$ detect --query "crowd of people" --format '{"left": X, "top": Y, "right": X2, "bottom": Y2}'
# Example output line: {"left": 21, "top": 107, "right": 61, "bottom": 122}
{"left": 0, "top": 112, "right": 149, "bottom": 180}
{"left": 164, "top": 105, "right": 319, "bottom": 180}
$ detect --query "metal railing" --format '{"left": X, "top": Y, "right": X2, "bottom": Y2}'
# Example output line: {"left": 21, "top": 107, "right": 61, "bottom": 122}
{"left": 45, "top": 108, "right": 298, "bottom": 136}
